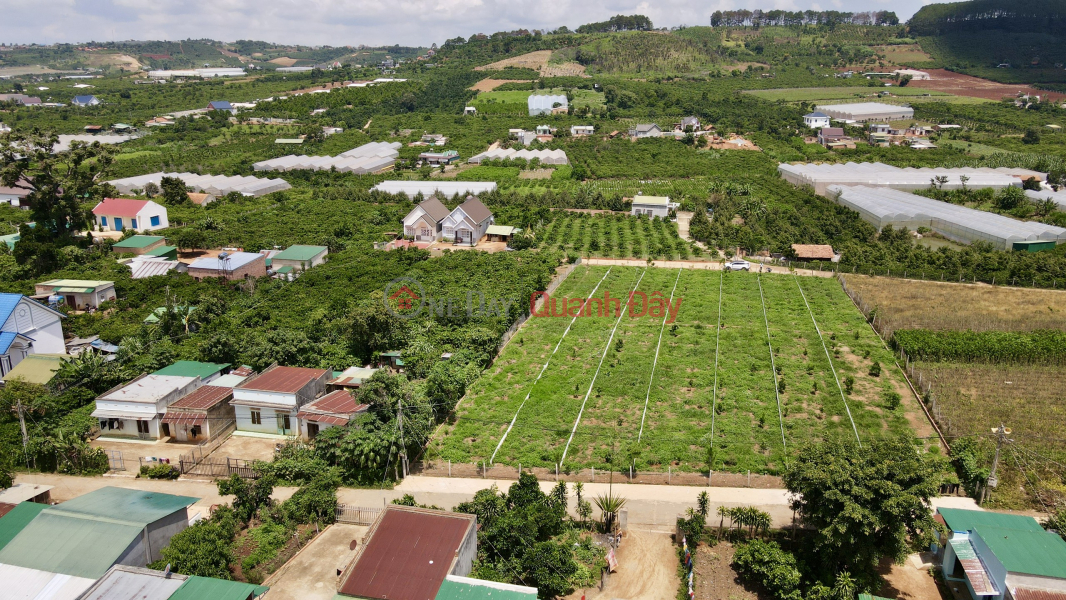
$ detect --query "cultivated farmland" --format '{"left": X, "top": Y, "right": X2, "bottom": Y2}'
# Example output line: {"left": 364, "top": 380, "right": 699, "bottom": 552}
{"left": 435, "top": 266, "right": 918, "bottom": 474}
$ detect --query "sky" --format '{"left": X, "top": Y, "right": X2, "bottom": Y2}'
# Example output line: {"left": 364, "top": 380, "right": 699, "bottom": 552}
{"left": 0, "top": 0, "right": 954, "bottom": 48}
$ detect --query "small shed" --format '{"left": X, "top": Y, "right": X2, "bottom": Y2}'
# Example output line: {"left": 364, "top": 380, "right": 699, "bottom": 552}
{"left": 791, "top": 244, "right": 836, "bottom": 261}
{"left": 296, "top": 390, "right": 368, "bottom": 438}
{"left": 112, "top": 235, "right": 166, "bottom": 256}
{"left": 271, "top": 245, "right": 328, "bottom": 273}
{"left": 630, "top": 196, "right": 673, "bottom": 218}
{"left": 0, "top": 354, "right": 65, "bottom": 386}
{"left": 1012, "top": 240, "right": 1057, "bottom": 253}
{"left": 329, "top": 366, "right": 380, "bottom": 390}
{"left": 376, "top": 350, "right": 404, "bottom": 370}
{"left": 0, "top": 483, "right": 53, "bottom": 505}
{"left": 161, "top": 385, "right": 235, "bottom": 443}
{"left": 486, "top": 225, "right": 519, "bottom": 243}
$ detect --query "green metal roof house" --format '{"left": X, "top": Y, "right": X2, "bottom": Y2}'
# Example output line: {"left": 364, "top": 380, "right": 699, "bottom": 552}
{"left": 0, "top": 501, "right": 48, "bottom": 551}
{"left": 169, "top": 575, "right": 268, "bottom": 600}
{"left": 146, "top": 245, "right": 179, "bottom": 260}
{"left": 0, "top": 353, "right": 66, "bottom": 385}
{"left": 153, "top": 360, "right": 229, "bottom": 383}
{"left": 112, "top": 235, "right": 166, "bottom": 255}
{"left": 271, "top": 245, "right": 328, "bottom": 275}
{"left": 936, "top": 508, "right": 1066, "bottom": 600}
{"left": 0, "top": 486, "right": 198, "bottom": 579}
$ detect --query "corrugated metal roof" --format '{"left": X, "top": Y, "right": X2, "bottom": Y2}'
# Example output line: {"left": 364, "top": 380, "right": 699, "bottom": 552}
{"left": 168, "top": 575, "right": 267, "bottom": 600}
{"left": 166, "top": 385, "right": 232, "bottom": 411}
{"left": 1013, "top": 588, "right": 1066, "bottom": 600}
{"left": 78, "top": 565, "right": 188, "bottom": 600}
{"left": 973, "top": 525, "right": 1066, "bottom": 578}
{"left": 0, "top": 501, "right": 48, "bottom": 550}
{"left": 211, "top": 374, "right": 248, "bottom": 388}
{"left": 938, "top": 508, "right": 1044, "bottom": 533}
{"left": 0, "top": 487, "right": 197, "bottom": 578}
{"left": 0, "top": 483, "right": 53, "bottom": 504}
{"left": 187, "top": 252, "right": 263, "bottom": 272}
{"left": 129, "top": 257, "right": 180, "bottom": 279}
{"left": 237, "top": 365, "right": 328, "bottom": 393}
{"left": 153, "top": 361, "right": 229, "bottom": 380}
{"left": 485, "top": 225, "right": 516, "bottom": 236}
{"left": 435, "top": 575, "right": 537, "bottom": 600}
{"left": 632, "top": 196, "right": 670, "bottom": 207}
{"left": 273, "top": 245, "right": 327, "bottom": 262}
{"left": 92, "top": 198, "right": 150, "bottom": 218}
{"left": 948, "top": 536, "right": 997, "bottom": 595}
{"left": 113, "top": 235, "right": 165, "bottom": 249}
{"left": 339, "top": 506, "right": 475, "bottom": 600}
{"left": 99, "top": 374, "right": 198, "bottom": 402}
{"left": 0, "top": 563, "right": 97, "bottom": 600}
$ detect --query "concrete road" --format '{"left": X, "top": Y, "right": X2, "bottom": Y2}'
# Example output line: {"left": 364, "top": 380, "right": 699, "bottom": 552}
{"left": 263, "top": 523, "right": 366, "bottom": 600}
{"left": 15, "top": 473, "right": 980, "bottom": 530}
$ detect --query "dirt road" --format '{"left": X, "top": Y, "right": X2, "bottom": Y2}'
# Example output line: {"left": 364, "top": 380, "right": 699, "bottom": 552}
{"left": 573, "top": 529, "right": 678, "bottom": 600}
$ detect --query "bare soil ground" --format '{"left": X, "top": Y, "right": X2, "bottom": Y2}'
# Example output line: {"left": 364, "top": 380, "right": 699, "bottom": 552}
{"left": 915, "top": 69, "right": 1066, "bottom": 102}
{"left": 543, "top": 61, "right": 588, "bottom": 78}
{"left": 262, "top": 523, "right": 367, "bottom": 600}
{"left": 475, "top": 50, "right": 588, "bottom": 77}
{"left": 566, "top": 529, "right": 679, "bottom": 600}
{"left": 692, "top": 541, "right": 771, "bottom": 600}
{"left": 82, "top": 52, "right": 143, "bottom": 71}
{"left": 210, "top": 434, "right": 284, "bottom": 461}
{"left": 470, "top": 78, "right": 528, "bottom": 92}
{"left": 519, "top": 168, "right": 554, "bottom": 179}
{"left": 269, "top": 57, "right": 299, "bottom": 66}
{"left": 877, "top": 555, "right": 944, "bottom": 600}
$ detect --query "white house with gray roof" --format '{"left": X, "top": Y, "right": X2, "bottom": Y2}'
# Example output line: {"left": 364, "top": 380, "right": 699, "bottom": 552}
{"left": 403, "top": 197, "right": 451, "bottom": 241}
{"left": 803, "top": 112, "right": 832, "bottom": 129}
{"left": 442, "top": 197, "right": 494, "bottom": 246}
{"left": 629, "top": 124, "right": 662, "bottom": 138}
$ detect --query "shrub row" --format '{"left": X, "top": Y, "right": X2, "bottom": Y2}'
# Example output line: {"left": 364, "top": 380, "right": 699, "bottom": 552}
{"left": 892, "top": 329, "right": 1066, "bottom": 363}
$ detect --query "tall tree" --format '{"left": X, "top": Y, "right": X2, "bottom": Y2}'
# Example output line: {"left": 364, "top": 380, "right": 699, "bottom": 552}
{"left": 783, "top": 436, "right": 944, "bottom": 586}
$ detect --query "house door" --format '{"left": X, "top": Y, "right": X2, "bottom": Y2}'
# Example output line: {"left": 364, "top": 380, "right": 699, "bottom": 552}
{"left": 161, "top": 423, "right": 171, "bottom": 437}
{"left": 136, "top": 420, "right": 151, "bottom": 439}
{"left": 307, "top": 423, "right": 319, "bottom": 439}
{"left": 65, "top": 295, "right": 76, "bottom": 307}
{"left": 457, "top": 230, "right": 471, "bottom": 244}
{"left": 276, "top": 412, "right": 291, "bottom": 435}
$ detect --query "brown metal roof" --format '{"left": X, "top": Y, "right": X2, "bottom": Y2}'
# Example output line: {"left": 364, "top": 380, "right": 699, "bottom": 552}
{"left": 296, "top": 390, "right": 367, "bottom": 425}
{"left": 339, "top": 506, "right": 475, "bottom": 600}
{"left": 0, "top": 503, "right": 15, "bottom": 518}
{"left": 231, "top": 365, "right": 255, "bottom": 377}
{"left": 1013, "top": 588, "right": 1066, "bottom": 600}
{"left": 237, "top": 365, "right": 328, "bottom": 393}
{"left": 457, "top": 197, "right": 492, "bottom": 225}
{"left": 161, "top": 413, "right": 205, "bottom": 427}
{"left": 167, "top": 385, "right": 232, "bottom": 410}
{"left": 791, "top": 244, "right": 836, "bottom": 260}
{"left": 419, "top": 197, "right": 450, "bottom": 223}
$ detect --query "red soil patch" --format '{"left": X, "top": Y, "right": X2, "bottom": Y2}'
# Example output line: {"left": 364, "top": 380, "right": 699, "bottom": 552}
{"left": 915, "top": 69, "right": 1066, "bottom": 102}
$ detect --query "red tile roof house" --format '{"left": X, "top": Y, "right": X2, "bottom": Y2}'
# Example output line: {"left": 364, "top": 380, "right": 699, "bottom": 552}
{"left": 160, "top": 385, "right": 236, "bottom": 443}
{"left": 92, "top": 198, "right": 169, "bottom": 233}
{"left": 338, "top": 505, "right": 477, "bottom": 600}
{"left": 296, "top": 390, "right": 368, "bottom": 439}
{"left": 230, "top": 364, "right": 329, "bottom": 436}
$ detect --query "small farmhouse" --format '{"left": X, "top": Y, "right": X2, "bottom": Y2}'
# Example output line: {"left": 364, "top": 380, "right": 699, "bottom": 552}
{"left": 297, "top": 389, "right": 368, "bottom": 439}
{"left": 207, "top": 100, "right": 234, "bottom": 113}
{"left": 442, "top": 197, "right": 494, "bottom": 246}
{"left": 92, "top": 374, "right": 203, "bottom": 439}
{"left": 71, "top": 95, "right": 100, "bottom": 107}
{"left": 0, "top": 178, "right": 33, "bottom": 209}
{"left": 630, "top": 196, "right": 675, "bottom": 219}
{"left": 231, "top": 364, "right": 330, "bottom": 435}
{"left": 791, "top": 244, "right": 837, "bottom": 261}
{"left": 419, "top": 150, "right": 460, "bottom": 166}
{"left": 187, "top": 252, "right": 267, "bottom": 281}
{"left": 161, "top": 385, "right": 236, "bottom": 443}
{"left": 271, "top": 245, "right": 328, "bottom": 275}
{"left": 818, "top": 127, "right": 846, "bottom": 146}
{"left": 111, "top": 235, "right": 166, "bottom": 255}
{"left": 571, "top": 125, "right": 594, "bottom": 136}
{"left": 0, "top": 293, "right": 65, "bottom": 377}
{"left": 34, "top": 279, "right": 116, "bottom": 310}
{"left": 676, "top": 116, "right": 701, "bottom": 131}
{"left": 403, "top": 197, "right": 451, "bottom": 242}
{"left": 328, "top": 366, "right": 380, "bottom": 391}
{"left": 629, "top": 124, "right": 662, "bottom": 138}
{"left": 92, "top": 198, "right": 169, "bottom": 232}
{"left": 803, "top": 112, "right": 831, "bottom": 129}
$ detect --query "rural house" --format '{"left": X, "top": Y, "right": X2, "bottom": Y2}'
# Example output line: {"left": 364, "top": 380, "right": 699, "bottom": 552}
{"left": 71, "top": 95, "right": 100, "bottom": 107}
{"left": 676, "top": 116, "right": 701, "bottom": 131}
{"left": 161, "top": 385, "right": 236, "bottom": 443}
{"left": 0, "top": 486, "right": 197, "bottom": 586}
{"left": 403, "top": 197, "right": 451, "bottom": 242}
{"left": 34, "top": 279, "right": 116, "bottom": 310}
{"left": 153, "top": 360, "right": 229, "bottom": 383}
{"left": 571, "top": 125, "right": 594, "bottom": 136}
{"left": 92, "top": 198, "right": 169, "bottom": 232}
{"left": 419, "top": 150, "right": 460, "bottom": 166}
{"left": 296, "top": 389, "right": 368, "bottom": 439}
{"left": 337, "top": 505, "right": 480, "bottom": 600}
{"left": 803, "top": 111, "right": 831, "bottom": 129}
{"left": 629, "top": 124, "right": 662, "bottom": 138}
{"left": 111, "top": 235, "right": 166, "bottom": 255}
{"left": 187, "top": 252, "right": 267, "bottom": 281}
{"left": 935, "top": 508, "right": 1066, "bottom": 600}
{"left": 0, "top": 177, "right": 33, "bottom": 209}
{"left": 527, "top": 94, "right": 567, "bottom": 116}
{"left": 271, "top": 245, "right": 328, "bottom": 276}
{"left": 328, "top": 366, "right": 380, "bottom": 391}
{"left": 207, "top": 100, "right": 235, "bottom": 113}
{"left": 818, "top": 127, "right": 847, "bottom": 146}
{"left": 630, "top": 196, "right": 676, "bottom": 219}
{"left": 231, "top": 364, "right": 330, "bottom": 436}
{"left": 92, "top": 373, "right": 203, "bottom": 439}
{"left": 0, "top": 293, "right": 65, "bottom": 377}
{"left": 442, "top": 197, "right": 494, "bottom": 246}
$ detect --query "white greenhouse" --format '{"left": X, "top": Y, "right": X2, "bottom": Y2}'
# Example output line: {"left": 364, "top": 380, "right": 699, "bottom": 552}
{"left": 371, "top": 181, "right": 498, "bottom": 197}
{"left": 779, "top": 162, "right": 1045, "bottom": 196}
{"left": 252, "top": 141, "right": 402, "bottom": 173}
{"left": 828, "top": 185, "right": 1066, "bottom": 250}
{"left": 107, "top": 172, "right": 291, "bottom": 197}
{"left": 528, "top": 94, "right": 568, "bottom": 116}
{"left": 467, "top": 148, "right": 568, "bottom": 165}
{"left": 1025, "top": 188, "right": 1066, "bottom": 210}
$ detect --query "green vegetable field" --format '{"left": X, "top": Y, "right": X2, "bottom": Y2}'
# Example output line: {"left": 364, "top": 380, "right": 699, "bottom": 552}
{"left": 435, "top": 266, "right": 916, "bottom": 474}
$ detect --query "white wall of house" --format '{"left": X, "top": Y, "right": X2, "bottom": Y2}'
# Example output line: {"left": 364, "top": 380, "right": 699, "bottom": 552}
{"left": 233, "top": 404, "right": 296, "bottom": 435}
{"left": 442, "top": 209, "right": 493, "bottom": 245}
{"left": 402, "top": 207, "right": 442, "bottom": 241}
{"left": 1, "top": 298, "right": 65, "bottom": 354}
{"left": 804, "top": 115, "right": 831, "bottom": 128}
{"left": 631, "top": 204, "right": 671, "bottom": 218}
{"left": 97, "top": 205, "right": 169, "bottom": 232}
{"left": 0, "top": 193, "right": 28, "bottom": 208}
{"left": 298, "top": 417, "right": 340, "bottom": 439}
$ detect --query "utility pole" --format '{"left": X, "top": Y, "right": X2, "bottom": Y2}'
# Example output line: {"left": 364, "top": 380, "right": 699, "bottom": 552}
{"left": 984, "top": 424, "right": 1012, "bottom": 504}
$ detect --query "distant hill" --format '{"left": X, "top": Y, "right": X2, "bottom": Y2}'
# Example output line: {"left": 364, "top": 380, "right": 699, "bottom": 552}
{"left": 907, "top": 0, "right": 1066, "bottom": 83}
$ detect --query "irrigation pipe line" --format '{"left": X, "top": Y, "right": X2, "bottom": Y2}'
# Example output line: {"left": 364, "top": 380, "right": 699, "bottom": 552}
{"left": 757, "top": 273, "right": 788, "bottom": 465}
{"left": 637, "top": 268, "right": 682, "bottom": 442}
{"left": 490, "top": 267, "right": 614, "bottom": 464}
{"left": 792, "top": 272, "right": 862, "bottom": 447}
{"left": 561, "top": 268, "right": 648, "bottom": 465}
{"left": 708, "top": 268, "right": 724, "bottom": 461}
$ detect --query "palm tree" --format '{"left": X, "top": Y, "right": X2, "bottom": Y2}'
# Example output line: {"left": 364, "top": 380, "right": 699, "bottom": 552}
{"left": 594, "top": 491, "right": 628, "bottom": 533}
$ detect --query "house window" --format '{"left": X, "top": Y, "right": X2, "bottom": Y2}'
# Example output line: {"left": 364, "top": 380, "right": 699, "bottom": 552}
{"left": 421, "top": 228, "right": 431, "bottom": 237}
{"left": 100, "top": 216, "right": 107, "bottom": 227}
{"left": 131, "top": 219, "right": 138, "bottom": 229}
{"left": 150, "top": 216, "right": 160, "bottom": 227}
{"left": 251, "top": 410, "right": 262, "bottom": 425}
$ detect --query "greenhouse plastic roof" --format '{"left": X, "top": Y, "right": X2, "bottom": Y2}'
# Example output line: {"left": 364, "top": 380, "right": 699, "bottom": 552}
{"left": 107, "top": 173, "right": 291, "bottom": 198}
{"left": 779, "top": 162, "right": 1046, "bottom": 195}
{"left": 1025, "top": 188, "right": 1066, "bottom": 210}
{"left": 467, "top": 148, "right": 568, "bottom": 165}
{"left": 372, "top": 181, "right": 497, "bottom": 197}
{"left": 252, "top": 141, "right": 400, "bottom": 173}
{"left": 827, "top": 185, "right": 1066, "bottom": 250}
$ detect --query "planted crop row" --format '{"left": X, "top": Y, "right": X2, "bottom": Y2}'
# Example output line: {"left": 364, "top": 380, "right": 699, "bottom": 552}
{"left": 538, "top": 211, "right": 695, "bottom": 260}
{"left": 893, "top": 329, "right": 1066, "bottom": 364}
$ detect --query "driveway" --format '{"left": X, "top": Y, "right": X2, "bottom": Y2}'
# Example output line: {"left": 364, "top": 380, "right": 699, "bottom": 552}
{"left": 263, "top": 523, "right": 367, "bottom": 600}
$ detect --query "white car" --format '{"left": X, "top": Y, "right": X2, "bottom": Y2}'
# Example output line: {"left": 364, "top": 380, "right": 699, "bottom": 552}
{"left": 726, "top": 260, "right": 751, "bottom": 271}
